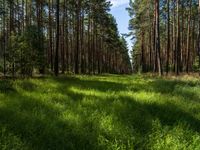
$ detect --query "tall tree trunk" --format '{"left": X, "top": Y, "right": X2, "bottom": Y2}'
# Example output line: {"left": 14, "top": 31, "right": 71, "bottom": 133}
{"left": 65, "top": 0, "right": 69, "bottom": 72}
{"left": 153, "top": 4, "right": 157, "bottom": 72}
{"left": 176, "top": 0, "right": 181, "bottom": 75}
{"left": 74, "top": 0, "right": 81, "bottom": 74}
{"left": 49, "top": 0, "right": 53, "bottom": 71}
{"left": 61, "top": 0, "right": 66, "bottom": 74}
{"left": 141, "top": 32, "right": 145, "bottom": 72}
{"left": 172, "top": 1, "right": 177, "bottom": 72}
{"left": 88, "top": 9, "right": 91, "bottom": 74}
{"left": 54, "top": 0, "right": 60, "bottom": 76}
{"left": 166, "top": 0, "right": 170, "bottom": 75}
{"left": 198, "top": 0, "right": 200, "bottom": 75}
{"left": 3, "top": 0, "right": 6, "bottom": 76}
{"left": 155, "top": 0, "right": 162, "bottom": 76}
{"left": 186, "top": 0, "right": 192, "bottom": 73}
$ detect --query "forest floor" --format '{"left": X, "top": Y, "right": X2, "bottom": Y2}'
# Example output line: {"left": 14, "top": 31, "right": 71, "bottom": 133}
{"left": 0, "top": 74, "right": 200, "bottom": 150}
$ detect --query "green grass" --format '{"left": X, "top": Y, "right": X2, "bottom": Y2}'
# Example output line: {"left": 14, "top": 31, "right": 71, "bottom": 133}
{"left": 0, "top": 75, "right": 200, "bottom": 150}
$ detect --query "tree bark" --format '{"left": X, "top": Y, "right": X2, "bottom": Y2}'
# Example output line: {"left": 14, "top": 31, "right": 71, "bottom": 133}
{"left": 155, "top": 0, "right": 162, "bottom": 76}
{"left": 54, "top": 0, "right": 60, "bottom": 76}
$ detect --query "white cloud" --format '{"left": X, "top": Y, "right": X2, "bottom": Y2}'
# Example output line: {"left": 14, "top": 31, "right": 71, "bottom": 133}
{"left": 109, "top": 0, "right": 129, "bottom": 8}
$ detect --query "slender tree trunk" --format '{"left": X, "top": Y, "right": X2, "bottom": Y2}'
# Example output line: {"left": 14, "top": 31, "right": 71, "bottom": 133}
{"left": 198, "top": 0, "right": 200, "bottom": 75}
{"left": 166, "top": 0, "right": 170, "bottom": 75}
{"left": 88, "top": 9, "right": 91, "bottom": 74}
{"left": 186, "top": 0, "right": 192, "bottom": 73}
{"left": 176, "top": 0, "right": 181, "bottom": 75}
{"left": 153, "top": 5, "right": 157, "bottom": 72}
{"left": 141, "top": 32, "right": 145, "bottom": 72}
{"left": 54, "top": 0, "right": 60, "bottom": 76}
{"left": 9, "top": 0, "right": 15, "bottom": 77}
{"left": 74, "top": 0, "right": 81, "bottom": 74}
{"left": 3, "top": 0, "right": 6, "bottom": 76}
{"left": 149, "top": 26, "right": 152, "bottom": 71}
{"left": 173, "top": 1, "right": 176, "bottom": 72}
{"left": 49, "top": 0, "right": 53, "bottom": 71}
{"left": 61, "top": 0, "right": 66, "bottom": 74}
{"left": 155, "top": 0, "right": 162, "bottom": 76}
{"left": 65, "top": 0, "right": 69, "bottom": 72}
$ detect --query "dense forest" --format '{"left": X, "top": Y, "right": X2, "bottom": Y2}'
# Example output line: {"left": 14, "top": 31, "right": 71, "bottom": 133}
{"left": 0, "top": 0, "right": 132, "bottom": 77}
{"left": 128, "top": 0, "right": 200, "bottom": 75}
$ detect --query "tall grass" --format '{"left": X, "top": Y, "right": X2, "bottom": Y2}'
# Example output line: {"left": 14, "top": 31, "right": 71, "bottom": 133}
{"left": 0, "top": 75, "right": 200, "bottom": 150}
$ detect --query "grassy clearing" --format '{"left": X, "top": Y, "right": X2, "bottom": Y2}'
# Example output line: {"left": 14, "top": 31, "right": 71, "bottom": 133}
{"left": 0, "top": 75, "right": 200, "bottom": 150}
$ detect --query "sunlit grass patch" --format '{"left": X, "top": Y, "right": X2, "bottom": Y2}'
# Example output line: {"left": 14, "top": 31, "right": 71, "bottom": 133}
{"left": 148, "top": 119, "right": 200, "bottom": 150}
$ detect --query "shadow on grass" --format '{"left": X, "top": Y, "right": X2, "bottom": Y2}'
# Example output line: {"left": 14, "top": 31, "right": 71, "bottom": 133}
{"left": 0, "top": 80, "right": 16, "bottom": 93}
{"left": 0, "top": 93, "right": 101, "bottom": 150}
{"left": 0, "top": 76, "right": 200, "bottom": 149}
{"left": 51, "top": 76, "right": 129, "bottom": 92}
{"left": 149, "top": 79, "right": 200, "bottom": 103}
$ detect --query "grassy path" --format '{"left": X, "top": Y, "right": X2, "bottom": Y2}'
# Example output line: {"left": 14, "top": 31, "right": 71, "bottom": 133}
{"left": 0, "top": 75, "right": 200, "bottom": 150}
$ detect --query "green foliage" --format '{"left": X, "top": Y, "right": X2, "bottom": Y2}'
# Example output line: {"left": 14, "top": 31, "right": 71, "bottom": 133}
{"left": 24, "top": 25, "right": 46, "bottom": 73}
{"left": 0, "top": 75, "right": 200, "bottom": 149}
{"left": 0, "top": 60, "right": 3, "bottom": 73}
{"left": 6, "top": 33, "right": 21, "bottom": 74}
{"left": 192, "top": 57, "right": 200, "bottom": 72}
{"left": 6, "top": 25, "right": 46, "bottom": 76}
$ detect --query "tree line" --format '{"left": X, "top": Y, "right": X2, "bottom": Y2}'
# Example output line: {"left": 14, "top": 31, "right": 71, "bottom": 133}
{"left": 0, "top": 0, "right": 132, "bottom": 77}
{"left": 128, "top": 0, "right": 200, "bottom": 75}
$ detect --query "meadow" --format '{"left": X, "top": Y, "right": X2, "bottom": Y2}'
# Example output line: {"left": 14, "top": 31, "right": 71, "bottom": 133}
{"left": 0, "top": 75, "right": 200, "bottom": 150}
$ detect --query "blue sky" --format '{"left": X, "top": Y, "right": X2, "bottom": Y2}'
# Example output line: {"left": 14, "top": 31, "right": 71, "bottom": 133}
{"left": 109, "top": 0, "right": 132, "bottom": 51}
